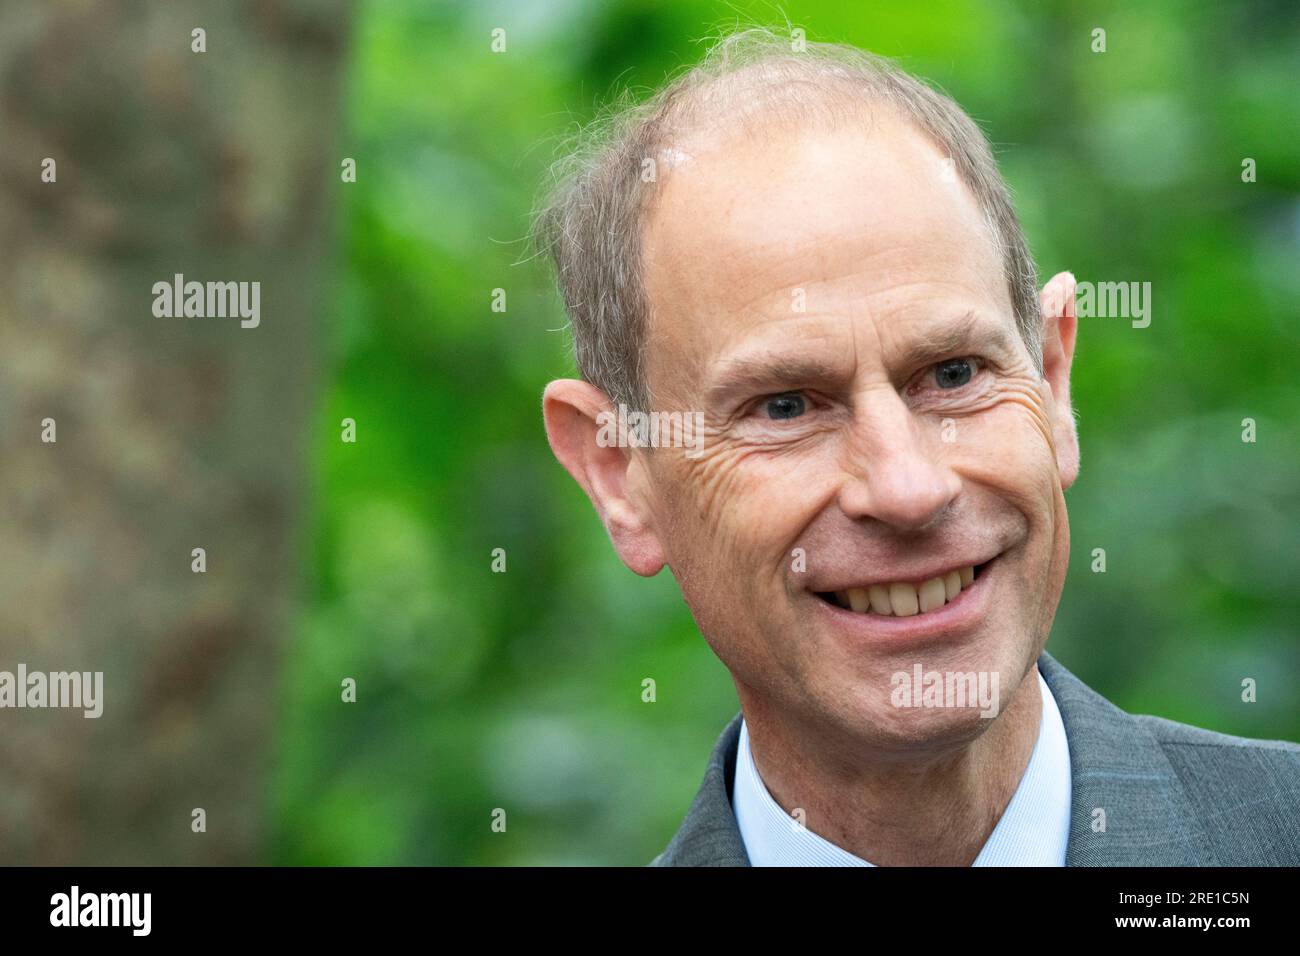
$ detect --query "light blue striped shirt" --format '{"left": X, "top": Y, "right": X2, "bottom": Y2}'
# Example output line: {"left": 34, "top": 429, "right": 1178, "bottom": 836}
{"left": 732, "top": 670, "right": 1071, "bottom": 865}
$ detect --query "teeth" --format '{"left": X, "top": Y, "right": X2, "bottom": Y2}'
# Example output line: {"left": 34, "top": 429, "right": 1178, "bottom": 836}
{"left": 828, "top": 565, "right": 980, "bottom": 617}
{"left": 889, "top": 583, "right": 919, "bottom": 617}
{"left": 918, "top": 577, "right": 946, "bottom": 613}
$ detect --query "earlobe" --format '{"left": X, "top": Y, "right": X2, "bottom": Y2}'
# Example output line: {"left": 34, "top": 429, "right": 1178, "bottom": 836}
{"left": 541, "top": 380, "right": 667, "bottom": 576}
{"left": 1038, "top": 272, "right": 1080, "bottom": 489}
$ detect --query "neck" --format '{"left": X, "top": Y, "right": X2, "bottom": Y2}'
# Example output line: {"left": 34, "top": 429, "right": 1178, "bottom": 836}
{"left": 736, "top": 663, "right": 1043, "bottom": 866}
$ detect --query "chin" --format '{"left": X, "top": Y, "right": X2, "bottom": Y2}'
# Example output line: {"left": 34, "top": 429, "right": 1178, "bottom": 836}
{"left": 811, "top": 686, "right": 1001, "bottom": 757}
{"left": 788, "top": 615, "right": 1039, "bottom": 738}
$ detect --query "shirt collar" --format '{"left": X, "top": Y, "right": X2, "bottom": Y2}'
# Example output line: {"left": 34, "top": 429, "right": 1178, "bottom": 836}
{"left": 732, "top": 669, "right": 1072, "bottom": 865}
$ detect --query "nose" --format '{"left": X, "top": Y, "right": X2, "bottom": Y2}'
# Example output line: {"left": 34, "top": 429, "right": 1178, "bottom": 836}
{"left": 836, "top": 391, "right": 961, "bottom": 531}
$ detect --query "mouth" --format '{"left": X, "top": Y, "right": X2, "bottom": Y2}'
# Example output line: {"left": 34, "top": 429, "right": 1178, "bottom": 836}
{"left": 812, "top": 559, "right": 994, "bottom": 618}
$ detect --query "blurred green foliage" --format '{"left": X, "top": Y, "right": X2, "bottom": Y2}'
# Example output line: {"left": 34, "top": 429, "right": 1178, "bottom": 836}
{"left": 268, "top": 0, "right": 1300, "bottom": 864}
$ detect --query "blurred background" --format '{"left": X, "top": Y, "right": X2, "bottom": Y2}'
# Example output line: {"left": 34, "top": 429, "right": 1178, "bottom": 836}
{"left": 2, "top": 0, "right": 1297, "bottom": 865}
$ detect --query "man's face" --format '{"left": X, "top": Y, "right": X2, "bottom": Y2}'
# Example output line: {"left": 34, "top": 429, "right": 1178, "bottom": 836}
{"left": 635, "top": 113, "right": 1075, "bottom": 750}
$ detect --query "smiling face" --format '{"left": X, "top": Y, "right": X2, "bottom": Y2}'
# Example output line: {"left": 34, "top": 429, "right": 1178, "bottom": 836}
{"left": 630, "top": 111, "right": 1078, "bottom": 752}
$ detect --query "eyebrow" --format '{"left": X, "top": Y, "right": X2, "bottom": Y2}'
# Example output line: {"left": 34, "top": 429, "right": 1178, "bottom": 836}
{"left": 704, "top": 311, "right": 1019, "bottom": 403}
{"left": 706, "top": 355, "right": 849, "bottom": 404}
{"left": 893, "top": 310, "right": 1019, "bottom": 371}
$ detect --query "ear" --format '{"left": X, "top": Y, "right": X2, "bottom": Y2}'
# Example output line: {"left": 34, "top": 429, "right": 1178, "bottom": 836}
{"left": 1039, "top": 271, "right": 1080, "bottom": 489}
{"left": 541, "top": 379, "right": 666, "bottom": 576}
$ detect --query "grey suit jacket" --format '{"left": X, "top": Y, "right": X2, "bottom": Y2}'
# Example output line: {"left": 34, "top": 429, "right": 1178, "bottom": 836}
{"left": 650, "top": 650, "right": 1300, "bottom": 865}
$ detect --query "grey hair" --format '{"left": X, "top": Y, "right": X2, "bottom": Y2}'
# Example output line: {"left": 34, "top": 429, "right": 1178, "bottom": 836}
{"left": 532, "top": 26, "right": 1041, "bottom": 412}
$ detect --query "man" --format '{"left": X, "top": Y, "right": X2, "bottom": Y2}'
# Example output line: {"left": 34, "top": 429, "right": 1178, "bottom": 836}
{"left": 533, "top": 29, "right": 1300, "bottom": 866}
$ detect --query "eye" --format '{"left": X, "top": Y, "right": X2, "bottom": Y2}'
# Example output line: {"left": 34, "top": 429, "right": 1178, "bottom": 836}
{"left": 762, "top": 392, "right": 807, "bottom": 420}
{"left": 933, "top": 357, "right": 976, "bottom": 389}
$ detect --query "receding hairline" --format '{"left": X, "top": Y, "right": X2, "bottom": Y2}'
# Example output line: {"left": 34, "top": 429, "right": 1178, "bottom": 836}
{"left": 643, "top": 91, "right": 1002, "bottom": 244}
{"left": 651, "top": 56, "right": 946, "bottom": 144}
{"left": 532, "top": 27, "right": 1042, "bottom": 413}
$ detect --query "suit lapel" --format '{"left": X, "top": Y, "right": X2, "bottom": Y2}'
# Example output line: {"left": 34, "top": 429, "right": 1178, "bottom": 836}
{"left": 1038, "top": 650, "right": 1221, "bottom": 865}
{"left": 652, "top": 713, "right": 749, "bottom": 866}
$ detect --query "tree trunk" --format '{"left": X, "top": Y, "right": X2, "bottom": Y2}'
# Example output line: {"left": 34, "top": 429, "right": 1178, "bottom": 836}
{"left": 0, "top": 0, "right": 350, "bottom": 864}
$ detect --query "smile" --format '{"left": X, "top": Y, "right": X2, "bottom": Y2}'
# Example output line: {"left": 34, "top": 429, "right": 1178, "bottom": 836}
{"left": 813, "top": 560, "right": 992, "bottom": 618}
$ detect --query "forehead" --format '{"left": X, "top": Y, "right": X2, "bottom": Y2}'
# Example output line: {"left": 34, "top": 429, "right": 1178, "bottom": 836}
{"left": 640, "top": 112, "right": 1011, "bottom": 388}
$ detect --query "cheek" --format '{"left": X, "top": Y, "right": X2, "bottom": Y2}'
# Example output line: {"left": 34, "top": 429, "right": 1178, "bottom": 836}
{"left": 662, "top": 439, "right": 831, "bottom": 578}
{"left": 955, "top": 382, "right": 1062, "bottom": 503}
{"left": 954, "top": 387, "right": 1070, "bottom": 607}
